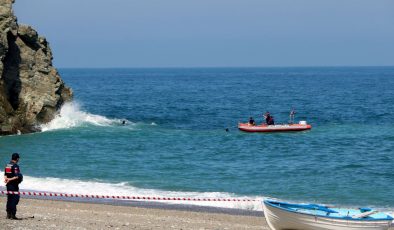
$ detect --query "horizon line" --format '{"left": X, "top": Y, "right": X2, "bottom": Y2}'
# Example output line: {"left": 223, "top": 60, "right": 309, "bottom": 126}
{"left": 56, "top": 65, "right": 394, "bottom": 69}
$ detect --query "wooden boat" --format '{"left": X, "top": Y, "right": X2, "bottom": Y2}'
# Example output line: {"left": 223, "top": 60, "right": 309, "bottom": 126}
{"left": 263, "top": 199, "right": 393, "bottom": 230}
{"left": 238, "top": 121, "right": 311, "bottom": 133}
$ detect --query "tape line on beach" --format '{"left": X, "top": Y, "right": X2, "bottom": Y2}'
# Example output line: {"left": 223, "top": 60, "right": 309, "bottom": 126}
{"left": 0, "top": 191, "right": 257, "bottom": 202}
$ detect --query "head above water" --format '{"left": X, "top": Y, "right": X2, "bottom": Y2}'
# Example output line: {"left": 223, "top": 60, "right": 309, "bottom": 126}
{"left": 12, "top": 153, "right": 20, "bottom": 161}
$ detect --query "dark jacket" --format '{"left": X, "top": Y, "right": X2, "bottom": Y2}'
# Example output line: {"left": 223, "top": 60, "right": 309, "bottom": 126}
{"left": 4, "top": 162, "right": 23, "bottom": 190}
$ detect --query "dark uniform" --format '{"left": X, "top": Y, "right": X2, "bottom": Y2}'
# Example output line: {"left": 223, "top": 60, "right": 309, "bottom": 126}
{"left": 4, "top": 156, "right": 23, "bottom": 219}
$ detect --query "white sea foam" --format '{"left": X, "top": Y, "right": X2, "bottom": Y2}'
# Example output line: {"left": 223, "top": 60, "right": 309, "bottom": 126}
{"left": 0, "top": 172, "right": 263, "bottom": 211}
{"left": 40, "top": 102, "right": 130, "bottom": 132}
{"left": 1, "top": 172, "right": 394, "bottom": 214}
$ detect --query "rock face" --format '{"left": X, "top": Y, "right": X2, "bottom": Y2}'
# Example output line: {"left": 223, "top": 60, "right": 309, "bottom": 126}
{"left": 0, "top": 0, "right": 72, "bottom": 135}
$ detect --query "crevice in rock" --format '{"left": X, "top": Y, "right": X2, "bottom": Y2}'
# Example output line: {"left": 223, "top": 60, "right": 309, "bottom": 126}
{"left": 18, "top": 35, "right": 40, "bottom": 51}
{"left": 36, "top": 105, "right": 55, "bottom": 123}
{"left": 55, "top": 83, "right": 65, "bottom": 110}
{"left": 2, "top": 31, "right": 21, "bottom": 110}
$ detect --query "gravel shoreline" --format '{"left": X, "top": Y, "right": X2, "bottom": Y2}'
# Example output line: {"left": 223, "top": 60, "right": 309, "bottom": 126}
{"left": 0, "top": 197, "right": 268, "bottom": 229}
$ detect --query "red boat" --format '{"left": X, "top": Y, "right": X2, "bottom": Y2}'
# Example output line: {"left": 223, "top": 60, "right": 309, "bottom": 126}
{"left": 238, "top": 121, "right": 312, "bottom": 133}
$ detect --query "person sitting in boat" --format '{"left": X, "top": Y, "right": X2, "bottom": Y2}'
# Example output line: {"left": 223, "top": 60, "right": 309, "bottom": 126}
{"left": 264, "top": 112, "right": 274, "bottom": 125}
{"left": 248, "top": 117, "right": 256, "bottom": 126}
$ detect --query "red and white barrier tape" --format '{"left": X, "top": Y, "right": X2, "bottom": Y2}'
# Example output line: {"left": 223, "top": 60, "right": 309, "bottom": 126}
{"left": 1, "top": 191, "right": 257, "bottom": 202}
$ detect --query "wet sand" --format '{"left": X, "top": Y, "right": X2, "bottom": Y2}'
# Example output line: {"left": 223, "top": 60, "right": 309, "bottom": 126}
{"left": 0, "top": 197, "right": 268, "bottom": 229}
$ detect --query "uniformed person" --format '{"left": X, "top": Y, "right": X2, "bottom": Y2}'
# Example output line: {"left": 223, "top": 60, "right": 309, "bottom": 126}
{"left": 4, "top": 153, "right": 23, "bottom": 220}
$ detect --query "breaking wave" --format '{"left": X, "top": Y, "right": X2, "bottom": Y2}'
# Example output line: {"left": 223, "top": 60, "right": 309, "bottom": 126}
{"left": 40, "top": 102, "right": 129, "bottom": 132}
{"left": 0, "top": 173, "right": 263, "bottom": 211}
{"left": 1, "top": 172, "right": 393, "bottom": 214}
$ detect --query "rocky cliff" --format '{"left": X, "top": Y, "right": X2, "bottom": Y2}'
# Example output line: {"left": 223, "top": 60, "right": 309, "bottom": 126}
{"left": 0, "top": 0, "right": 72, "bottom": 135}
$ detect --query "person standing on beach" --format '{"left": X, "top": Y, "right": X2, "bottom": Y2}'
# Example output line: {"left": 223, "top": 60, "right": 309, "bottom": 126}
{"left": 4, "top": 153, "right": 23, "bottom": 220}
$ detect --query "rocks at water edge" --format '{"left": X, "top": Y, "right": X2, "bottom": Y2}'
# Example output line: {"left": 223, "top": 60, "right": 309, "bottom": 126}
{"left": 0, "top": 0, "right": 72, "bottom": 135}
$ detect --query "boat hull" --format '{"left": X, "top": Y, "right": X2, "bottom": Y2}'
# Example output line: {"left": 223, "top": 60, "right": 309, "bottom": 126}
{"left": 263, "top": 201, "right": 392, "bottom": 230}
{"left": 238, "top": 123, "right": 311, "bottom": 132}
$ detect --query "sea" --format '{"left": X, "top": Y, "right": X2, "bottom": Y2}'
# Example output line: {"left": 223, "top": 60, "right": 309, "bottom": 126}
{"left": 0, "top": 67, "right": 393, "bottom": 212}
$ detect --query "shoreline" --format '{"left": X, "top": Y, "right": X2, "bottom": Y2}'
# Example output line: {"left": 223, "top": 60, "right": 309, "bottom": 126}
{"left": 15, "top": 193, "right": 264, "bottom": 216}
{"left": 0, "top": 197, "right": 267, "bottom": 229}
{"left": 0, "top": 186, "right": 263, "bottom": 215}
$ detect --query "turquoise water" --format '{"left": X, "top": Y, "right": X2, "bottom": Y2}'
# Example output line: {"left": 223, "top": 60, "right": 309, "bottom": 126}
{"left": 1, "top": 67, "right": 393, "bottom": 210}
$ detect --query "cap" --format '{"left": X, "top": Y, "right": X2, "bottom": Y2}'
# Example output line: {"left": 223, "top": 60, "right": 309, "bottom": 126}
{"left": 12, "top": 153, "right": 20, "bottom": 160}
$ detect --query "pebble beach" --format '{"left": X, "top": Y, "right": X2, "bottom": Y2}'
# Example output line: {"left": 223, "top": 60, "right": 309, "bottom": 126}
{"left": 0, "top": 197, "right": 268, "bottom": 229}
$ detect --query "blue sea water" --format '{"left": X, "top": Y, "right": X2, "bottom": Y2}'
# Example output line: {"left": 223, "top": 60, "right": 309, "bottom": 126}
{"left": 1, "top": 67, "right": 393, "bottom": 211}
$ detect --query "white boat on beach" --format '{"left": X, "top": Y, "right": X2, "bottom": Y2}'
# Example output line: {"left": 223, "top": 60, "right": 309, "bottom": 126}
{"left": 263, "top": 199, "right": 393, "bottom": 230}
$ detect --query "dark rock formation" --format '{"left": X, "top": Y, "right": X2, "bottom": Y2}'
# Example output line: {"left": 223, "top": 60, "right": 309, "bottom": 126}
{"left": 0, "top": 0, "right": 72, "bottom": 135}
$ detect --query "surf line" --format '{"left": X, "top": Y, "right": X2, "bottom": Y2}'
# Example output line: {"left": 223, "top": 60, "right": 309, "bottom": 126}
{"left": 0, "top": 190, "right": 257, "bottom": 202}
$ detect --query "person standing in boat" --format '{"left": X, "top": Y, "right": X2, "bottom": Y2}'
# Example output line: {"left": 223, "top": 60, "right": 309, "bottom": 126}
{"left": 248, "top": 117, "right": 256, "bottom": 126}
{"left": 264, "top": 112, "right": 275, "bottom": 125}
{"left": 289, "top": 108, "right": 296, "bottom": 124}
{"left": 268, "top": 116, "right": 275, "bottom": 125}
{"left": 263, "top": 112, "right": 269, "bottom": 124}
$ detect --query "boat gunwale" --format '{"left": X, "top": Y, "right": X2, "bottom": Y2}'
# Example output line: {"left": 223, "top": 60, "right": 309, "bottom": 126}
{"left": 263, "top": 200, "right": 394, "bottom": 222}
{"left": 238, "top": 123, "right": 312, "bottom": 132}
